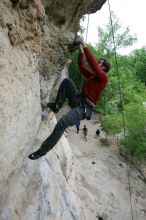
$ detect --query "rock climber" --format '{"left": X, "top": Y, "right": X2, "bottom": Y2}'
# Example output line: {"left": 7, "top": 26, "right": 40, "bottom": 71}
{"left": 28, "top": 36, "right": 111, "bottom": 160}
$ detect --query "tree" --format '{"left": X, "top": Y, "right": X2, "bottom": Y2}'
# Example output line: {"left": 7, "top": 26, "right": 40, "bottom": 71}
{"left": 96, "top": 11, "right": 137, "bottom": 57}
{"left": 131, "top": 47, "right": 146, "bottom": 85}
{"left": 68, "top": 50, "right": 81, "bottom": 89}
{"left": 121, "top": 103, "right": 146, "bottom": 163}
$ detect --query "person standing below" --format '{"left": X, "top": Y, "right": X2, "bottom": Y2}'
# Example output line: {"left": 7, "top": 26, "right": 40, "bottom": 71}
{"left": 76, "top": 120, "right": 80, "bottom": 134}
{"left": 95, "top": 128, "right": 100, "bottom": 138}
{"left": 28, "top": 36, "right": 111, "bottom": 160}
{"left": 83, "top": 125, "right": 88, "bottom": 141}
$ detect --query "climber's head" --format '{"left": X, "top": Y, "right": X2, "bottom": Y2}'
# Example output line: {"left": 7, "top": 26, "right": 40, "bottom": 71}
{"left": 98, "top": 58, "right": 111, "bottom": 73}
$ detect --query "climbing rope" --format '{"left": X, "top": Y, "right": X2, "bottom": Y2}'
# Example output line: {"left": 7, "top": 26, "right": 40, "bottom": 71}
{"left": 85, "top": 14, "right": 90, "bottom": 42}
{"left": 79, "top": 14, "right": 90, "bottom": 90}
{"left": 107, "top": 0, "right": 134, "bottom": 219}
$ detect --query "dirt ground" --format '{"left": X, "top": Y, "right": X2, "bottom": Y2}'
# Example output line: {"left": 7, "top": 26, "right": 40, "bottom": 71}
{"left": 57, "top": 106, "right": 146, "bottom": 220}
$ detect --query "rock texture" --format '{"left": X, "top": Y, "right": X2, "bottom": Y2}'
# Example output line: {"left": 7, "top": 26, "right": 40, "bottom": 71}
{"left": 0, "top": 0, "right": 107, "bottom": 220}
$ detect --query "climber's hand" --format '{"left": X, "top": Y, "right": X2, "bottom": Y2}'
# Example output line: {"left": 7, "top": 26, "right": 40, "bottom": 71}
{"left": 66, "top": 59, "right": 72, "bottom": 65}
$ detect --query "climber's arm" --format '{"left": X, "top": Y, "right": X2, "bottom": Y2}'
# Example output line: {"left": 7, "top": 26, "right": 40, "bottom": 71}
{"left": 78, "top": 44, "right": 95, "bottom": 79}
{"left": 80, "top": 37, "right": 108, "bottom": 81}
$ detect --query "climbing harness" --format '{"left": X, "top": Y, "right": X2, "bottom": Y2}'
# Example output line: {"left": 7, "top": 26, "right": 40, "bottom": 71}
{"left": 107, "top": 0, "right": 134, "bottom": 219}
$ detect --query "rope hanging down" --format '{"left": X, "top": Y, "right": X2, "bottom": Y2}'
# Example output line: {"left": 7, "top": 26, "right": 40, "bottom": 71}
{"left": 85, "top": 14, "right": 90, "bottom": 42}
{"left": 107, "top": 0, "right": 134, "bottom": 220}
{"left": 79, "top": 14, "right": 90, "bottom": 90}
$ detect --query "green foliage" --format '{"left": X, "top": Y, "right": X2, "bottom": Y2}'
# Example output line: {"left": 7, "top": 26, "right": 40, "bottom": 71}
{"left": 131, "top": 47, "right": 146, "bottom": 85}
{"left": 102, "top": 113, "right": 123, "bottom": 134}
{"left": 102, "top": 103, "right": 146, "bottom": 162}
{"left": 96, "top": 53, "right": 146, "bottom": 115}
{"left": 68, "top": 50, "right": 81, "bottom": 89}
{"left": 96, "top": 11, "right": 137, "bottom": 56}
{"left": 121, "top": 103, "right": 146, "bottom": 162}
{"left": 100, "top": 138, "right": 110, "bottom": 146}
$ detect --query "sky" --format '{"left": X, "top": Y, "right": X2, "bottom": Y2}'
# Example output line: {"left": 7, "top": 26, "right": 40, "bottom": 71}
{"left": 82, "top": 0, "right": 146, "bottom": 54}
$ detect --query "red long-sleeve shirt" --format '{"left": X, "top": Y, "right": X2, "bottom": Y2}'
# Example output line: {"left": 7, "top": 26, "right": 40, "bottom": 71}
{"left": 78, "top": 47, "right": 108, "bottom": 105}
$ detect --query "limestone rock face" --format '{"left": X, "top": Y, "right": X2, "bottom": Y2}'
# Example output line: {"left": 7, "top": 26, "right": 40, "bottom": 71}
{"left": 0, "top": 0, "right": 106, "bottom": 220}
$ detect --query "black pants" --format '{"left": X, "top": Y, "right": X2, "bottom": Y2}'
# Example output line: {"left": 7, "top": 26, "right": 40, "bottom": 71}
{"left": 41, "top": 78, "right": 92, "bottom": 153}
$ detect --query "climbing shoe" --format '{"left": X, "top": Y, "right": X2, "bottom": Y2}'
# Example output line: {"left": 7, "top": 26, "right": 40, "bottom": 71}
{"left": 28, "top": 149, "right": 46, "bottom": 160}
{"left": 47, "top": 103, "right": 59, "bottom": 113}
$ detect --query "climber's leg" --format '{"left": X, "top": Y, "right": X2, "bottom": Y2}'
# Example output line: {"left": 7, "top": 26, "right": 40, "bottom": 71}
{"left": 28, "top": 105, "right": 85, "bottom": 160}
{"left": 47, "top": 78, "right": 80, "bottom": 113}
